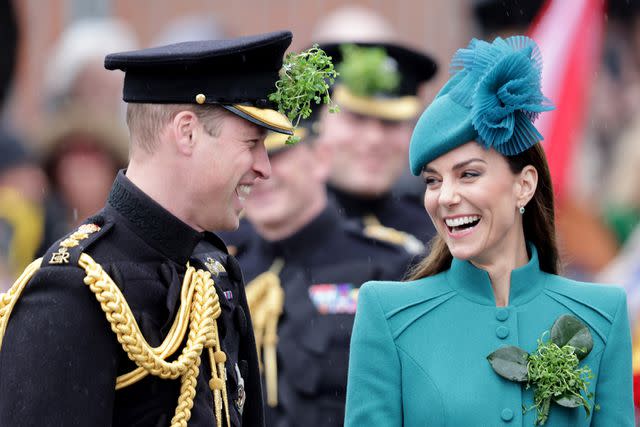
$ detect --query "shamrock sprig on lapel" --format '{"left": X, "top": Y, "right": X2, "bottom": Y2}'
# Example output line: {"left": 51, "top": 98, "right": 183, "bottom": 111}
{"left": 487, "top": 314, "right": 596, "bottom": 425}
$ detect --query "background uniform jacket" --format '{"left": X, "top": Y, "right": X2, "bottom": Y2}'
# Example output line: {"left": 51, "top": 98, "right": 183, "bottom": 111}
{"left": 328, "top": 184, "right": 436, "bottom": 251}
{"left": 0, "top": 171, "right": 264, "bottom": 427}
{"left": 236, "top": 205, "right": 412, "bottom": 427}
{"left": 345, "top": 245, "right": 634, "bottom": 426}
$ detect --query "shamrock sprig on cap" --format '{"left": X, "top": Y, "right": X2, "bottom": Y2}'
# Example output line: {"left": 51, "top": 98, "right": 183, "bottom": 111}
{"left": 269, "top": 44, "right": 339, "bottom": 144}
{"left": 338, "top": 44, "right": 401, "bottom": 97}
{"left": 487, "top": 314, "right": 596, "bottom": 425}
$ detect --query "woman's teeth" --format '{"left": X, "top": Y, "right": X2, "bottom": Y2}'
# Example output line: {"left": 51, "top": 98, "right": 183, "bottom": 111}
{"left": 445, "top": 215, "right": 481, "bottom": 231}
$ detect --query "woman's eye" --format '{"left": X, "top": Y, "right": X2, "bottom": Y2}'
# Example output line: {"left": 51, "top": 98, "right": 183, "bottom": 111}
{"left": 423, "top": 176, "right": 439, "bottom": 186}
{"left": 461, "top": 170, "right": 480, "bottom": 179}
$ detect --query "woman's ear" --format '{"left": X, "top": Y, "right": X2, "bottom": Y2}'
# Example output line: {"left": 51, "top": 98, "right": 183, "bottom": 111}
{"left": 172, "top": 111, "right": 198, "bottom": 155}
{"left": 516, "top": 165, "right": 538, "bottom": 208}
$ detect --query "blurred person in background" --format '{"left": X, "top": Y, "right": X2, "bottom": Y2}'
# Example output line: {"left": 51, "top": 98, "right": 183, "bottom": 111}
{"left": 471, "top": 0, "right": 545, "bottom": 39}
{"left": 311, "top": 6, "right": 439, "bottom": 256}
{"left": 0, "top": 0, "right": 17, "bottom": 116}
{"left": 0, "top": 130, "right": 47, "bottom": 291}
{"left": 237, "top": 126, "right": 412, "bottom": 427}
{"left": 35, "top": 107, "right": 128, "bottom": 236}
{"left": 0, "top": 0, "right": 46, "bottom": 290}
{"left": 43, "top": 17, "right": 138, "bottom": 117}
{"left": 151, "top": 13, "right": 226, "bottom": 46}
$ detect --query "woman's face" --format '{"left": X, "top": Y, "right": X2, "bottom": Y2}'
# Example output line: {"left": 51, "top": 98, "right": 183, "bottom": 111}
{"left": 422, "top": 141, "right": 535, "bottom": 265}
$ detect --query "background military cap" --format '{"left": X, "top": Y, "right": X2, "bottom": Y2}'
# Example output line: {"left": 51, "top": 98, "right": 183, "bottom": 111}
{"left": 104, "top": 30, "right": 294, "bottom": 135}
{"left": 319, "top": 42, "right": 437, "bottom": 121}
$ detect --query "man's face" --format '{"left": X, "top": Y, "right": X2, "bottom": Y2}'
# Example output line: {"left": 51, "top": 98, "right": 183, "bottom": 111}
{"left": 190, "top": 113, "right": 270, "bottom": 231}
{"left": 244, "top": 143, "right": 326, "bottom": 232}
{"left": 317, "top": 108, "right": 413, "bottom": 198}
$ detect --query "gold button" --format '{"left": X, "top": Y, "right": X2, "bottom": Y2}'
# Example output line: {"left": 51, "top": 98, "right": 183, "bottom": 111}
{"left": 195, "top": 93, "right": 206, "bottom": 104}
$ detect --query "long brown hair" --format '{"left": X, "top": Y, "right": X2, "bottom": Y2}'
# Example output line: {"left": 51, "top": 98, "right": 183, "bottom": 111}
{"left": 407, "top": 143, "right": 560, "bottom": 280}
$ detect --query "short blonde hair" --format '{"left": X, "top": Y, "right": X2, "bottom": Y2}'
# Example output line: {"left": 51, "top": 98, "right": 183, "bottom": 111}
{"left": 125, "top": 103, "right": 227, "bottom": 154}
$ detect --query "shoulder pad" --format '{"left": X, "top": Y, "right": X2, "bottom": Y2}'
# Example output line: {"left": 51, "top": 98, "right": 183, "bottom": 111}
{"left": 361, "top": 223, "right": 425, "bottom": 255}
{"left": 43, "top": 220, "right": 113, "bottom": 267}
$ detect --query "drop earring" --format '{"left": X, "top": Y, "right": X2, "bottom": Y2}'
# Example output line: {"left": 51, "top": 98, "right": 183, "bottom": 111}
{"left": 519, "top": 206, "right": 525, "bottom": 214}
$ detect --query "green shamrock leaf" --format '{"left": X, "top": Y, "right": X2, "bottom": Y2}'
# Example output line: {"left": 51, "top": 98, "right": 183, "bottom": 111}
{"left": 338, "top": 44, "right": 401, "bottom": 97}
{"left": 487, "top": 346, "right": 529, "bottom": 382}
{"left": 550, "top": 314, "right": 593, "bottom": 360}
{"left": 487, "top": 314, "right": 596, "bottom": 426}
{"left": 269, "top": 44, "right": 339, "bottom": 144}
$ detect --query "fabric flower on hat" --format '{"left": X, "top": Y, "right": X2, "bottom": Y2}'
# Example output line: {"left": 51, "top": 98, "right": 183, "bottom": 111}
{"left": 447, "top": 36, "right": 554, "bottom": 156}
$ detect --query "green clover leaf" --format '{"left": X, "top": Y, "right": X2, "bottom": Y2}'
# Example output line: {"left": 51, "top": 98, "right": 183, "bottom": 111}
{"left": 550, "top": 314, "right": 593, "bottom": 360}
{"left": 269, "top": 44, "right": 339, "bottom": 144}
{"left": 487, "top": 346, "right": 529, "bottom": 382}
{"left": 487, "top": 314, "right": 595, "bottom": 426}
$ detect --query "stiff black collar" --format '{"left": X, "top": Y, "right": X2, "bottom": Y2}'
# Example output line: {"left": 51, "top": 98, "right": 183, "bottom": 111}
{"left": 328, "top": 184, "right": 391, "bottom": 218}
{"left": 106, "top": 170, "right": 204, "bottom": 265}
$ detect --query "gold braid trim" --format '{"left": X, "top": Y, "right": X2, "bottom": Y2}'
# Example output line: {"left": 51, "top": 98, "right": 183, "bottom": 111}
{"left": 0, "top": 258, "right": 43, "bottom": 350}
{"left": 0, "top": 253, "right": 232, "bottom": 427}
{"left": 78, "top": 253, "right": 230, "bottom": 427}
{"left": 245, "top": 259, "right": 285, "bottom": 407}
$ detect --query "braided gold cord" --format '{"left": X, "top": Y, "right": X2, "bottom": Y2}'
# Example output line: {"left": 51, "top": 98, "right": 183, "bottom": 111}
{"left": 170, "top": 269, "right": 217, "bottom": 427}
{"left": 1, "top": 253, "right": 231, "bottom": 426}
{"left": 0, "top": 258, "right": 43, "bottom": 350}
{"left": 78, "top": 254, "right": 227, "bottom": 427}
{"left": 245, "top": 258, "right": 285, "bottom": 408}
{"left": 116, "top": 267, "right": 199, "bottom": 389}
{"left": 81, "top": 254, "right": 206, "bottom": 379}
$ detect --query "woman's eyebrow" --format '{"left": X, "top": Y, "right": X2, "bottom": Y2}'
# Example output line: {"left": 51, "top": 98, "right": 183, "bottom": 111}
{"left": 423, "top": 158, "right": 487, "bottom": 174}
{"left": 452, "top": 158, "right": 487, "bottom": 170}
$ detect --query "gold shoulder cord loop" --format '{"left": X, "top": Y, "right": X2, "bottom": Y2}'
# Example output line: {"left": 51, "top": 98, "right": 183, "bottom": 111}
{"left": 245, "top": 258, "right": 285, "bottom": 407}
{"left": 0, "top": 253, "right": 231, "bottom": 427}
{"left": 0, "top": 258, "right": 43, "bottom": 349}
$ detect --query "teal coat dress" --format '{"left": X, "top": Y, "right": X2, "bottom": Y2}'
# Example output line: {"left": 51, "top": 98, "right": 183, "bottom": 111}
{"left": 344, "top": 246, "right": 634, "bottom": 426}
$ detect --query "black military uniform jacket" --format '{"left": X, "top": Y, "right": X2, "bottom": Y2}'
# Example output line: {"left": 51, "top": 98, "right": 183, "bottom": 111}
{"left": 328, "top": 184, "right": 436, "bottom": 250}
{"left": 235, "top": 205, "right": 411, "bottom": 427}
{"left": 0, "top": 171, "right": 263, "bottom": 427}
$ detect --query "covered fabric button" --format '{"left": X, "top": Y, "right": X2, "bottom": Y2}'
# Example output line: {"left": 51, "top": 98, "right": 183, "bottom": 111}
{"left": 496, "top": 326, "right": 509, "bottom": 339}
{"left": 495, "top": 307, "right": 509, "bottom": 321}
{"left": 501, "top": 408, "right": 514, "bottom": 421}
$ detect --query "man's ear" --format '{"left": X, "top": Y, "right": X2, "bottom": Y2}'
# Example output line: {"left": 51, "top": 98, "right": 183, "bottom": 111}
{"left": 172, "top": 111, "right": 199, "bottom": 155}
{"left": 516, "top": 165, "right": 538, "bottom": 208}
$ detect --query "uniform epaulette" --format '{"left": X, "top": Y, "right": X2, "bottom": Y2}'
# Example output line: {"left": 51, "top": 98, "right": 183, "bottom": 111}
{"left": 43, "top": 219, "right": 113, "bottom": 267}
{"left": 361, "top": 223, "right": 425, "bottom": 255}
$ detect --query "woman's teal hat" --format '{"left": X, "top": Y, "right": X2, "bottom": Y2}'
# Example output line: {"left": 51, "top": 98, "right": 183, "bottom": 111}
{"left": 409, "top": 35, "right": 554, "bottom": 175}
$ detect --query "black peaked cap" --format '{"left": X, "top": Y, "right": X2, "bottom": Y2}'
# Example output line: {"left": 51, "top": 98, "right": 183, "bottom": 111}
{"left": 104, "top": 30, "right": 293, "bottom": 108}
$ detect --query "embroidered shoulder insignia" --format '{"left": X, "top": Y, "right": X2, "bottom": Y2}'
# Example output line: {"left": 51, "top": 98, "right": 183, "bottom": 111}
{"left": 46, "top": 222, "right": 109, "bottom": 266}
{"left": 205, "top": 256, "right": 226, "bottom": 276}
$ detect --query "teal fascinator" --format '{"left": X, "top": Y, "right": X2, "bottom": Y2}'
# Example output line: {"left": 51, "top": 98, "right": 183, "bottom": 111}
{"left": 409, "top": 35, "right": 554, "bottom": 175}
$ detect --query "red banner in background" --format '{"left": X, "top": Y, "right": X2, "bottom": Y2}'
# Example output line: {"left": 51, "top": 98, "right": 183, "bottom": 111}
{"left": 528, "top": 0, "right": 605, "bottom": 204}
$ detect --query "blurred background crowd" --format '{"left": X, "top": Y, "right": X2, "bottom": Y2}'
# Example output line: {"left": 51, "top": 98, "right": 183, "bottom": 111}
{"left": 3, "top": 0, "right": 640, "bottom": 418}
